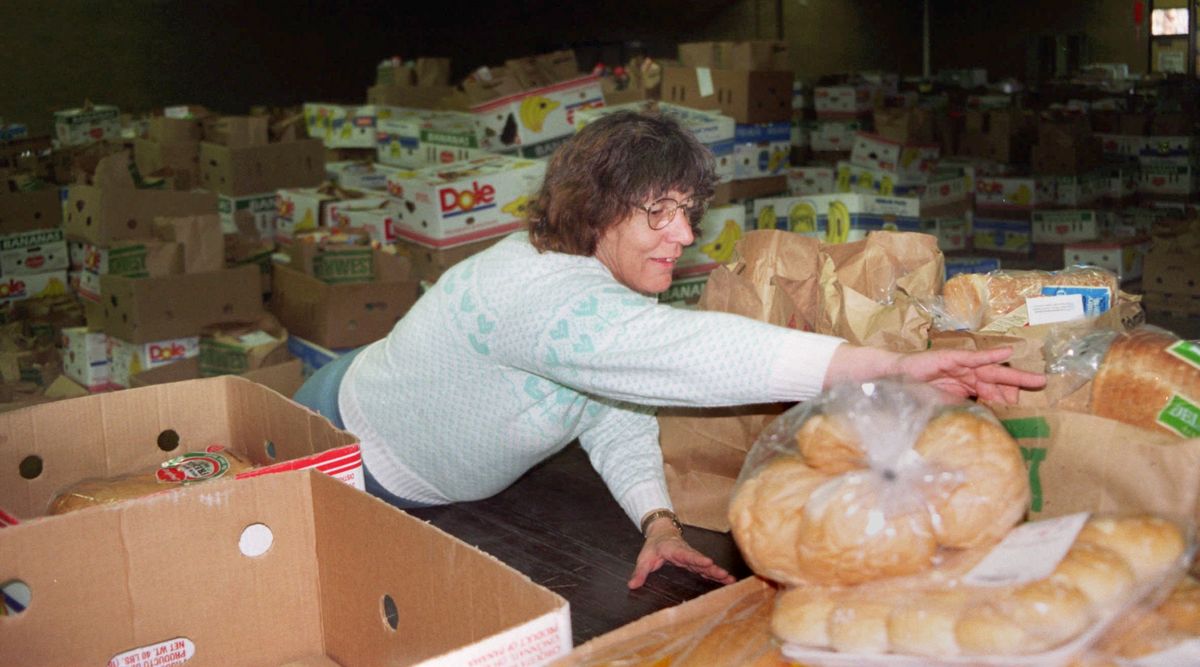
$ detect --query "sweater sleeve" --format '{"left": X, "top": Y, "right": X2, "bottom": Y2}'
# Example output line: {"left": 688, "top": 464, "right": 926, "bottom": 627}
{"left": 496, "top": 278, "right": 845, "bottom": 408}
{"left": 576, "top": 398, "right": 672, "bottom": 528}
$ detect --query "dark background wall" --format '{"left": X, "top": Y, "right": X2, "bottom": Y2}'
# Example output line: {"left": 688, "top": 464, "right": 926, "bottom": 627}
{"left": 0, "top": 0, "right": 1166, "bottom": 136}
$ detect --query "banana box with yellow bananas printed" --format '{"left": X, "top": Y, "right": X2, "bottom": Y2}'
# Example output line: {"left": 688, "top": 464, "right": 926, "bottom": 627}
{"left": 732, "top": 122, "right": 791, "bottom": 180}
{"left": 274, "top": 186, "right": 371, "bottom": 245}
{"left": 1031, "top": 209, "right": 1116, "bottom": 244}
{"left": 107, "top": 335, "right": 200, "bottom": 388}
{"left": 0, "top": 270, "right": 69, "bottom": 307}
{"left": 325, "top": 161, "right": 399, "bottom": 192}
{"left": 837, "top": 162, "right": 972, "bottom": 217}
{"left": 751, "top": 193, "right": 920, "bottom": 243}
{"left": 470, "top": 74, "right": 605, "bottom": 156}
{"left": 972, "top": 216, "right": 1033, "bottom": 256}
{"left": 675, "top": 204, "right": 746, "bottom": 278}
{"left": 848, "top": 132, "right": 940, "bottom": 185}
{"left": 302, "top": 103, "right": 382, "bottom": 150}
{"left": 383, "top": 154, "right": 546, "bottom": 249}
{"left": 576, "top": 102, "right": 736, "bottom": 183}
{"left": 974, "top": 176, "right": 1043, "bottom": 211}
{"left": 374, "top": 108, "right": 488, "bottom": 169}
{"left": 327, "top": 196, "right": 403, "bottom": 245}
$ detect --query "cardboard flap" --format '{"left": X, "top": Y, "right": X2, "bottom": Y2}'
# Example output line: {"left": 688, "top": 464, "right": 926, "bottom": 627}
{"left": 91, "top": 152, "right": 137, "bottom": 190}
{"left": 203, "top": 115, "right": 269, "bottom": 148}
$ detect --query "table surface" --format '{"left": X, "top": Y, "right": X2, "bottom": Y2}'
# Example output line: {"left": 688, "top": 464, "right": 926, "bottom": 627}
{"left": 408, "top": 444, "right": 751, "bottom": 645}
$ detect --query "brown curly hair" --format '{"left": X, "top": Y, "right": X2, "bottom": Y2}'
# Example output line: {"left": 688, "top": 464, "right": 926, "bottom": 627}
{"left": 528, "top": 109, "right": 719, "bottom": 256}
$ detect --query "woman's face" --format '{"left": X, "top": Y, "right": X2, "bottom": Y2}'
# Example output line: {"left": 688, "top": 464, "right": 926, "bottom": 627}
{"left": 594, "top": 190, "right": 696, "bottom": 295}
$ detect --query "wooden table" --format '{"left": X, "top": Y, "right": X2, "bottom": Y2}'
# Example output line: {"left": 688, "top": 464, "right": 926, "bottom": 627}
{"left": 408, "top": 445, "right": 750, "bottom": 645}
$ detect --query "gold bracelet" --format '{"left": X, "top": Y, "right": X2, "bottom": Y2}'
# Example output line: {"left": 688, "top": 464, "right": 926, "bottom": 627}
{"left": 640, "top": 508, "right": 683, "bottom": 537}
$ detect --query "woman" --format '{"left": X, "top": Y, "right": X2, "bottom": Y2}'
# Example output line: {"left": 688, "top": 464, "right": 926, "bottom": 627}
{"left": 295, "top": 110, "right": 1045, "bottom": 590}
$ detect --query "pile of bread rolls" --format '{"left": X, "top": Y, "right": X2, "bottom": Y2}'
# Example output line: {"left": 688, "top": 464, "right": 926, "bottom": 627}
{"left": 772, "top": 516, "right": 1187, "bottom": 659}
{"left": 48, "top": 448, "right": 256, "bottom": 515}
{"left": 729, "top": 380, "right": 1029, "bottom": 587}
{"left": 940, "top": 267, "right": 1119, "bottom": 331}
{"left": 1072, "top": 575, "right": 1200, "bottom": 665}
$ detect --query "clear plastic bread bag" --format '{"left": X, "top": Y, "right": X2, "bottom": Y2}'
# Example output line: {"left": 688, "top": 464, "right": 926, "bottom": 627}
{"left": 728, "top": 378, "right": 1030, "bottom": 588}
{"left": 1071, "top": 575, "right": 1200, "bottom": 666}
{"left": 1045, "top": 325, "right": 1200, "bottom": 438}
{"left": 769, "top": 511, "right": 1195, "bottom": 667}
{"left": 930, "top": 266, "right": 1122, "bottom": 333}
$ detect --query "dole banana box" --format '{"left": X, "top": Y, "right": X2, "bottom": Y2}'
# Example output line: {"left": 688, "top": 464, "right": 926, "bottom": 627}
{"left": 303, "top": 103, "right": 380, "bottom": 149}
{"left": 0, "top": 228, "right": 67, "bottom": 277}
{"left": 52, "top": 105, "right": 121, "bottom": 146}
{"left": 675, "top": 204, "right": 746, "bottom": 278}
{"left": 848, "top": 132, "right": 940, "bottom": 186}
{"left": 752, "top": 193, "right": 921, "bottom": 243}
{"left": 60, "top": 326, "right": 110, "bottom": 391}
{"left": 0, "top": 270, "right": 68, "bottom": 306}
{"left": 384, "top": 155, "right": 545, "bottom": 249}
{"left": 576, "top": 102, "right": 736, "bottom": 183}
{"left": 327, "top": 196, "right": 403, "bottom": 245}
{"left": 835, "top": 161, "right": 971, "bottom": 216}
{"left": 1136, "top": 135, "right": 1198, "bottom": 166}
{"left": 374, "top": 108, "right": 487, "bottom": 169}
{"left": 975, "top": 176, "right": 1042, "bottom": 210}
{"left": 1031, "top": 210, "right": 1115, "bottom": 244}
{"left": 471, "top": 75, "right": 605, "bottom": 154}
{"left": 217, "top": 192, "right": 277, "bottom": 238}
{"left": 788, "top": 166, "right": 835, "bottom": 196}
{"left": 274, "top": 187, "right": 368, "bottom": 243}
{"left": 107, "top": 335, "right": 200, "bottom": 388}
{"left": 733, "top": 122, "right": 791, "bottom": 180}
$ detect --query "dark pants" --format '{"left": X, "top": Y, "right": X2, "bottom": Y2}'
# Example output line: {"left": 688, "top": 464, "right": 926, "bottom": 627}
{"left": 293, "top": 346, "right": 433, "bottom": 510}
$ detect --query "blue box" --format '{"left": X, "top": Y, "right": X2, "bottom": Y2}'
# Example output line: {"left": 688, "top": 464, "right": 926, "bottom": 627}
{"left": 287, "top": 335, "right": 352, "bottom": 378}
{"left": 945, "top": 256, "right": 1002, "bottom": 281}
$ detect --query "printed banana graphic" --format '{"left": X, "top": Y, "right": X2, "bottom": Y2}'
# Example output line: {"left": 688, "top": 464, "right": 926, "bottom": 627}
{"left": 1011, "top": 184, "right": 1032, "bottom": 206}
{"left": 788, "top": 202, "right": 817, "bottom": 234}
{"left": 339, "top": 121, "right": 353, "bottom": 139}
{"left": 297, "top": 208, "right": 316, "bottom": 232}
{"left": 519, "top": 96, "right": 559, "bottom": 133}
{"left": 756, "top": 206, "right": 777, "bottom": 231}
{"left": 836, "top": 166, "right": 851, "bottom": 192}
{"left": 501, "top": 195, "right": 529, "bottom": 217}
{"left": 389, "top": 139, "right": 402, "bottom": 158}
{"left": 700, "top": 220, "right": 742, "bottom": 262}
{"left": 768, "top": 148, "right": 788, "bottom": 173}
{"left": 900, "top": 147, "right": 919, "bottom": 169}
{"left": 36, "top": 277, "right": 67, "bottom": 298}
{"left": 880, "top": 175, "right": 895, "bottom": 196}
{"left": 825, "top": 199, "right": 851, "bottom": 244}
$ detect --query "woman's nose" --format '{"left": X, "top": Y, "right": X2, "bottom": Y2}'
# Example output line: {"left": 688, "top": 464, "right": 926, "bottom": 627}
{"left": 670, "top": 210, "right": 696, "bottom": 244}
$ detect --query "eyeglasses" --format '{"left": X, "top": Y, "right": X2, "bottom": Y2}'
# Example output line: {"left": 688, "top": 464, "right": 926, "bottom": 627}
{"left": 637, "top": 196, "right": 703, "bottom": 230}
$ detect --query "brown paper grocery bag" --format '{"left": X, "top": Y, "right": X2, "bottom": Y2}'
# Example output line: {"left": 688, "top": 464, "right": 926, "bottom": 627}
{"left": 814, "top": 231, "right": 943, "bottom": 352}
{"left": 154, "top": 214, "right": 224, "bottom": 274}
{"left": 997, "top": 408, "right": 1200, "bottom": 524}
{"left": 658, "top": 231, "right": 820, "bottom": 531}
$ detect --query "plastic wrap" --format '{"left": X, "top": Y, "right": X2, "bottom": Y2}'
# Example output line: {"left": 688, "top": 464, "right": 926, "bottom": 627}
{"left": 48, "top": 447, "right": 256, "bottom": 515}
{"left": 728, "top": 379, "right": 1029, "bottom": 587}
{"left": 1045, "top": 326, "right": 1200, "bottom": 438}
{"left": 936, "top": 266, "right": 1120, "bottom": 332}
{"left": 1071, "top": 575, "right": 1200, "bottom": 666}
{"left": 771, "top": 513, "right": 1194, "bottom": 666}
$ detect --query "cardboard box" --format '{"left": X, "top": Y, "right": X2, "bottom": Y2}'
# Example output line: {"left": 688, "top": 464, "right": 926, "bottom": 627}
{"left": 813, "top": 84, "right": 875, "bottom": 118}
{"left": 74, "top": 239, "right": 184, "bottom": 299}
{"left": 731, "top": 122, "right": 790, "bottom": 179}
{"left": 303, "top": 103, "right": 379, "bottom": 149}
{"left": 147, "top": 114, "right": 204, "bottom": 143}
{"left": 675, "top": 204, "right": 746, "bottom": 277}
{"left": 921, "top": 217, "right": 970, "bottom": 252}
{"left": 198, "top": 316, "right": 289, "bottom": 377}
{"left": 0, "top": 227, "right": 68, "bottom": 277}
{"left": 396, "top": 235, "right": 505, "bottom": 285}
{"left": 972, "top": 216, "right": 1032, "bottom": 256}
{"left": 751, "top": 193, "right": 920, "bottom": 242}
{"left": 809, "top": 118, "right": 863, "bottom": 152}
{"left": 326, "top": 161, "right": 400, "bottom": 191}
{"left": 374, "top": 108, "right": 486, "bottom": 169}
{"left": 0, "top": 270, "right": 68, "bottom": 306}
{"left": 711, "top": 175, "right": 787, "bottom": 204}
{"left": 366, "top": 83, "right": 463, "bottom": 110}
{"left": 1045, "top": 171, "right": 1105, "bottom": 208}
{"left": 576, "top": 102, "right": 737, "bottom": 183}
{"left": 217, "top": 192, "right": 277, "bottom": 238}
{"left": 974, "top": 176, "right": 1041, "bottom": 210}
{"left": 52, "top": 104, "right": 120, "bottom": 146}
{"left": 849, "top": 132, "right": 940, "bottom": 185}
{"left": 63, "top": 154, "right": 218, "bottom": 246}
{"left": 661, "top": 67, "right": 792, "bottom": 125}
{"left": 271, "top": 259, "right": 419, "bottom": 349}
{"left": 0, "top": 468, "right": 572, "bottom": 665}
{"left": 787, "top": 166, "right": 835, "bottom": 195}
{"left": 59, "top": 326, "right": 109, "bottom": 390}
{"left": 383, "top": 155, "right": 545, "bottom": 249}
{"left": 1143, "top": 235, "right": 1200, "bottom": 300}
{"left": 198, "top": 138, "right": 326, "bottom": 197}
{"left": 945, "top": 255, "right": 1001, "bottom": 280}
{"left": 107, "top": 335, "right": 200, "bottom": 388}
{"left": 677, "top": 40, "right": 790, "bottom": 70}
{"left": 1096, "top": 133, "right": 1140, "bottom": 159}
{"left": 286, "top": 335, "right": 350, "bottom": 378}
{"left": 327, "top": 196, "right": 403, "bottom": 244}
{"left": 133, "top": 137, "right": 201, "bottom": 190}
{"left": 131, "top": 357, "right": 305, "bottom": 398}
{"left": 1064, "top": 237, "right": 1151, "bottom": 283}
{"left": 470, "top": 75, "right": 604, "bottom": 153}
{"left": 275, "top": 186, "right": 369, "bottom": 242}
{"left": 1031, "top": 209, "right": 1114, "bottom": 244}
{"left": 1104, "top": 164, "right": 1138, "bottom": 205}
{"left": 0, "top": 375, "right": 359, "bottom": 517}
{"left": 100, "top": 264, "right": 264, "bottom": 343}
{"left": 0, "top": 190, "right": 61, "bottom": 234}
{"left": 657, "top": 273, "right": 709, "bottom": 309}
{"left": 1138, "top": 164, "right": 1197, "bottom": 197}
{"left": 1136, "top": 135, "right": 1197, "bottom": 165}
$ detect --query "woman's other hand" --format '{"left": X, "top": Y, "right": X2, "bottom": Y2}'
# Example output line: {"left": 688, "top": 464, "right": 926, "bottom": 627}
{"left": 627, "top": 516, "right": 736, "bottom": 589}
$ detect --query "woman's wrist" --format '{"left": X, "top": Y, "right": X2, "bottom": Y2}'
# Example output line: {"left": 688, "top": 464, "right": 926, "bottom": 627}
{"left": 640, "top": 508, "right": 683, "bottom": 538}
{"left": 824, "top": 343, "right": 904, "bottom": 388}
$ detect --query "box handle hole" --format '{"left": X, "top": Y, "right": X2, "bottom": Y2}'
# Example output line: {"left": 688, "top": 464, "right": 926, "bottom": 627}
{"left": 381, "top": 594, "right": 399, "bottom": 631}
{"left": 1, "top": 579, "right": 31, "bottom": 616}
{"left": 19, "top": 455, "right": 43, "bottom": 480}
{"left": 238, "top": 523, "right": 274, "bottom": 558}
{"left": 157, "top": 429, "right": 181, "bottom": 452}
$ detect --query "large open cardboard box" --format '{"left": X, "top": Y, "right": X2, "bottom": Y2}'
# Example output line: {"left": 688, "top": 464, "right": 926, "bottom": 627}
{"left": 1, "top": 469, "right": 572, "bottom": 666}
{"left": 0, "top": 375, "right": 358, "bottom": 521}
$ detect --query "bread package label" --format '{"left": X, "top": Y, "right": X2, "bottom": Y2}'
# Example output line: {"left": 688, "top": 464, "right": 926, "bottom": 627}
{"left": 156, "top": 450, "right": 237, "bottom": 484}
{"left": 1167, "top": 340, "right": 1200, "bottom": 370}
{"left": 1158, "top": 394, "right": 1200, "bottom": 438}
{"left": 961, "top": 512, "right": 1088, "bottom": 587}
